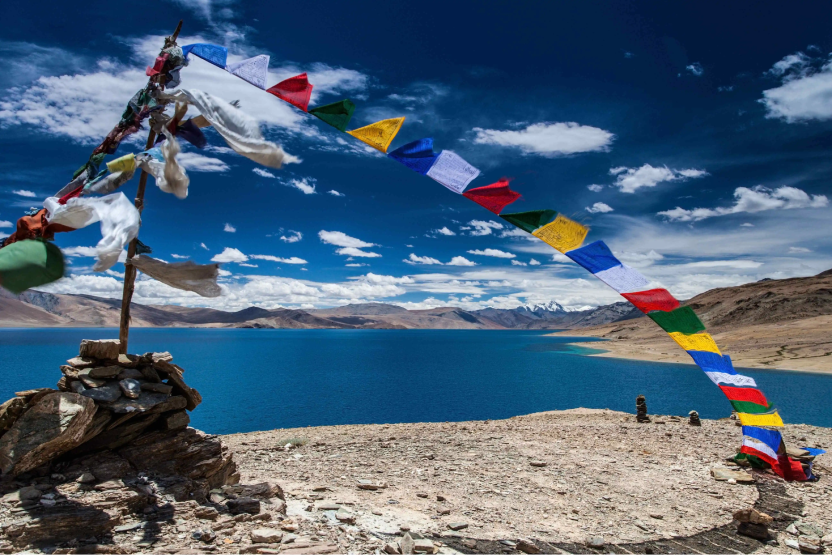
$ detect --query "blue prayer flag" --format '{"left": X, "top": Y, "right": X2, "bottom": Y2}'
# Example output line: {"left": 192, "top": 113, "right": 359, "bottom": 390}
{"left": 687, "top": 350, "right": 736, "bottom": 374}
{"left": 182, "top": 43, "right": 228, "bottom": 69}
{"left": 565, "top": 241, "right": 621, "bottom": 274}
{"left": 388, "top": 138, "right": 439, "bottom": 175}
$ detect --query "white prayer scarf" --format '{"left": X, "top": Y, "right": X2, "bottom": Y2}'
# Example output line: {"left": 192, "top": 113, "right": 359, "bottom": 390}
{"left": 128, "top": 255, "right": 221, "bottom": 298}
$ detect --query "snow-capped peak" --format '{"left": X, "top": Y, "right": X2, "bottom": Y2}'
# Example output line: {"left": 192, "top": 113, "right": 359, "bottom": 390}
{"left": 518, "top": 300, "right": 570, "bottom": 315}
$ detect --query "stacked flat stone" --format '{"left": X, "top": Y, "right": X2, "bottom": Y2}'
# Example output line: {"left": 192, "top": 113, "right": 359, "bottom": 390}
{"left": 636, "top": 394, "right": 650, "bottom": 423}
{"left": 689, "top": 410, "right": 701, "bottom": 426}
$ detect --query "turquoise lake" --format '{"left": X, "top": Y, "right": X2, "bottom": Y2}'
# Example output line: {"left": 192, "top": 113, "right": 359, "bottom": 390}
{"left": 1, "top": 328, "right": 830, "bottom": 434}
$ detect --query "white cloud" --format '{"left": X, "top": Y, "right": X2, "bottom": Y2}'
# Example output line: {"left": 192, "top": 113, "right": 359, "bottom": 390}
{"left": 686, "top": 62, "right": 704, "bottom": 76}
{"left": 0, "top": 220, "right": 13, "bottom": 228}
{"left": 250, "top": 254, "right": 308, "bottom": 264}
{"left": 466, "top": 220, "right": 503, "bottom": 236}
{"left": 345, "top": 263, "right": 368, "bottom": 267}
{"left": 336, "top": 247, "right": 382, "bottom": 258}
{"left": 472, "top": 122, "right": 614, "bottom": 157}
{"left": 404, "top": 253, "right": 442, "bottom": 265}
{"left": 319, "top": 230, "right": 376, "bottom": 248}
{"left": 658, "top": 185, "right": 829, "bottom": 222}
{"left": 511, "top": 260, "right": 527, "bottom": 266}
{"left": 435, "top": 226, "right": 456, "bottom": 236}
{"left": 766, "top": 52, "right": 812, "bottom": 80}
{"left": 403, "top": 253, "right": 477, "bottom": 266}
{"left": 611, "top": 164, "right": 708, "bottom": 193}
{"left": 177, "top": 152, "right": 229, "bottom": 172}
{"left": 12, "top": 190, "right": 36, "bottom": 198}
{"left": 586, "top": 202, "right": 613, "bottom": 213}
{"left": 253, "top": 168, "right": 276, "bottom": 178}
{"left": 170, "top": 254, "right": 189, "bottom": 259}
{"left": 788, "top": 246, "right": 811, "bottom": 253}
{"left": 467, "top": 248, "right": 516, "bottom": 259}
{"left": 280, "top": 230, "right": 303, "bottom": 243}
{"left": 238, "top": 263, "right": 258, "bottom": 268}
{"left": 223, "top": 223, "right": 236, "bottom": 233}
{"left": 760, "top": 50, "right": 832, "bottom": 122}
{"left": 587, "top": 184, "right": 604, "bottom": 192}
{"left": 498, "top": 227, "right": 528, "bottom": 238}
{"left": 211, "top": 247, "right": 248, "bottom": 263}
{"left": 740, "top": 223, "right": 754, "bottom": 227}
{"left": 284, "top": 178, "right": 316, "bottom": 195}
{"left": 200, "top": 242, "right": 209, "bottom": 250}
{"left": 62, "top": 246, "right": 99, "bottom": 257}
{"left": 327, "top": 190, "right": 345, "bottom": 197}
{"left": 529, "top": 259, "right": 541, "bottom": 266}
{"left": 447, "top": 256, "right": 477, "bottom": 266}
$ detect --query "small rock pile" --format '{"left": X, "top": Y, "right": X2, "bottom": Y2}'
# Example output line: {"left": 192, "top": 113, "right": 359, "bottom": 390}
{"left": 689, "top": 410, "right": 701, "bottom": 426}
{"left": 636, "top": 394, "right": 650, "bottom": 423}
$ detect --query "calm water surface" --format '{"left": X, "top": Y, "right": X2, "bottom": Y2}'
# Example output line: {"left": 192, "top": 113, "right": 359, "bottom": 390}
{"left": 1, "top": 328, "right": 830, "bottom": 434}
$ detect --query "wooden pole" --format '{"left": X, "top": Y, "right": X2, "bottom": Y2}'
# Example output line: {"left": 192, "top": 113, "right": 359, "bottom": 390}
{"left": 118, "top": 20, "right": 183, "bottom": 354}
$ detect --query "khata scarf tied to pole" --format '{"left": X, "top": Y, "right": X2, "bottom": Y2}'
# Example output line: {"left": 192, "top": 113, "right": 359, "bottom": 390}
{"left": 128, "top": 255, "right": 221, "bottom": 297}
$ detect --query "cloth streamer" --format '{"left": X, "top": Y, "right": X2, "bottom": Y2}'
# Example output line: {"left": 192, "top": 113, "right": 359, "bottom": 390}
{"left": 426, "top": 151, "right": 481, "bottom": 194}
{"left": 128, "top": 255, "right": 221, "bottom": 298}
{"left": 106, "top": 153, "right": 137, "bottom": 174}
{"left": 462, "top": 179, "right": 521, "bottom": 214}
{"left": 621, "top": 289, "right": 680, "bottom": 313}
{"left": 267, "top": 73, "right": 313, "bottom": 112}
{"left": 44, "top": 192, "right": 140, "bottom": 271}
{"left": 669, "top": 332, "right": 721, "bottom": 354}
{"left": 309, "top": 99, "right": 356, "bottom": 132}
{"left": 387, "top": 138, "right": 438, "bottom": 175}
{"left": 720, "top": 385, "right": 771, "bottom": 413}
{"left": 182, "top": 43, "right": 228, "bottom": 68}
{"left": 226, "top": 54, "right": 270, "bottom": 89}
{"left": 738, "top": 411, "right": 784, "bottom": 427}
{"left": 565, "top": 240, "right": 620, "bottom": 274}
{"left": 2, "top": 210, "right": 74, "bottom": 247}
{"left": 593, "top": 264, "right": 651, "bottom": 294}
{"left": 347, "top": 117, "right": 405, "bottom": 153}
{"left": 0, "top": 240, "right": 65, "bottom": 294}
{"left": 687, "top": 350, "right": 734, "bottom": 373}
{"left": 136, "top": 129, "right": 190, "bottom": 199}
{"left": 704, "top": 371, "right": 757, "bottom": 388}
{"left": 160, "top": 89, "right": 296, "bottom": 168}
{"left": 741, "top": 426, "right": 781, "bottom": 466}
{"left": 84, "top": 170, "right": 136, "bottom": 196}
{"left": 648, "top": 306, "right": 706, "bottom": 335}
{"left": 532, "top": 214, "right": 589, "bottom": 253}
{"left": 500, "top": 209, "right": 557, "bottom": 234}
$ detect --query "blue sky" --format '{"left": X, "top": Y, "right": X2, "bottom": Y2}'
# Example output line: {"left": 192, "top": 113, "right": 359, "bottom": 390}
{"left": 1, "top": 0, "right": 831, "bottom": 310}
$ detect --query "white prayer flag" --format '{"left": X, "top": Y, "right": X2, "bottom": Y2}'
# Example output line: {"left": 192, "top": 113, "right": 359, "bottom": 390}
{"left": 593, "top": 263, "right": 651, "bottom": 293}
{"left": 704, "top": 371, "right": 757, "bottom": 388}
{"left": 226, "top": 55, "right": 270, "bottom": 90}
{"left": 426, "top": 151, "right": 481, "bottom": 194}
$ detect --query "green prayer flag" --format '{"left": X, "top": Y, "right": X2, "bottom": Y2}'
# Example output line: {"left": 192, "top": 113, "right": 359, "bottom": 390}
{"left": 730, "top": 400, "right": 772, "bottom": 414}
{"left": 309, "top": 99, "right": 356, "bottom": 132}
{"left": 500, "top": 209, "right": 558, "bottom": 234}
{"left": 647, "top": 306, "right": 705, "bottom": 335}
{"left": 732, "top": 452, "right": 768, "bottom": 468}
{"left": 0, "top": 240, "right": 65, "bottom": 294}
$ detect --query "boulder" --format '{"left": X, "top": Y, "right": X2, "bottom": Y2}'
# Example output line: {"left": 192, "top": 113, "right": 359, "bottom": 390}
{"left": 798, "top": 535, "right": 822, "bottom": 554}
{"left": 227, "top": 496, "right": 261, "bottom": 515}
{"left": 711, "top": 467, "right": 754, "bottom": 482}
{"left": 0, "top": 392, "right": 97, "bottom": 475}
{"left": 79, "top": 339, "right": 120, "bottom": 360}
{"left": 251, "top": 528, "right": 283, "bottom": 544}
{"left": 0, "top": 396, "right": 27, "bottom": 436}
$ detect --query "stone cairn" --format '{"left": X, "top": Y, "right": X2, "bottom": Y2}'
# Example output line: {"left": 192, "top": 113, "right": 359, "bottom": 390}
{"left": 689, "top": 410, "right": 701, "bottom": 426}
{"left": 0, "top": 339, "right": 284, "bottom": 552}
{"left": 636, "top": 394, "right": 650, "bottom": 423}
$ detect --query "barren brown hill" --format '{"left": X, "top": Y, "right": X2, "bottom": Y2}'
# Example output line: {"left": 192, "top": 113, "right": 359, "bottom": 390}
{"left": 554, "top": 269, "right": 832, "bottom": 373}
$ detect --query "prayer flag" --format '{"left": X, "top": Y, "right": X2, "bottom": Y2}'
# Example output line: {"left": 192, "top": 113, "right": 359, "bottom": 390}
{"left": 720, "top": 386, "right": 769, "bottom": 407}
{"left": 741, "top": 426, "right": 781, "bottom": 466}
{"left": 704, "top": 371, "right": 757, "bottom": 388}
{"left": 310, "top": 99, "right": 356, "bottom": 132}
{"left": 565, "top": 240, "right": 620, "bottom": 274}
{"left": 687, "top": 350, "right": 734, "bottom": 373}
{"left": 668, "top": 332, "right": 721, "bottom": 354}
{"left": 621, "top": 288, "right": 680, "bottom": 313}
{"left": 146, "top": 53, "right": 169, "bottom": 77}
{"left": 648, "top": 306, "right": 706, "bottom": 335}
{"left": 388, "top": 138, "right": 439, "bottom": 175}
{"left": 532, "top": 214, "right": 589, "bottom": 253}
{"left": 500, "top": 209, "right": 557, "bottom": 234}
{"left": 226, "top": 55, "right": 270, "bottom": 90}
{"left": 462, "top": 179, "right": 521, "bottom": 214}
{"left": 593, "top": 264, "right": 650, "bottom": 293}
{"left": 106, "top": 153, "right": 136, "bottom": 174}
{"left": 426, "top": 151, "right": 481, "bottom": 194}
{"left": 0, "top": 240, "right": 65, "bottom": 295}
{"left": 182, "top": 43, "right": 228, "bottom": 68}
{"left": 347, "top": 117, "right": 405, "bottom": 153}
{"left": 737, "top": 411, "right": 784, "bottom": 427}
{"left": 267, "top": 73, "right": 313, "bottom": 111}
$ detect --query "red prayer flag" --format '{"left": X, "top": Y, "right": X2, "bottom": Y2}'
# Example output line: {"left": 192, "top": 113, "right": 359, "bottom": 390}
{"left": 146, "top": 53, "right": 169, "bottom": 77}
{"left": 58, "top": 184, "right": 85, "bottom": 205}
{"left": 719, "top": 386, "right": 769, "bottom": 407}
{"left": 462, "top": 178, "right": 521, "bottom": 214}
{"left": 621, "top": 288, "right": 680, "bottom": 313}
{"left": 267, "top": 73, "right": 314, "bottom": 112}
{"left": 774, "top": 454, "right": 808, "bottom": 481}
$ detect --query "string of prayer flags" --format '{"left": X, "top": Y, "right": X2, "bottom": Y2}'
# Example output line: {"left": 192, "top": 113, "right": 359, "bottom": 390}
{"left": 347, "top": 117, "right": 405, "bottom": 153}
{"left": 720, "top": 386, "right": 771, "bottom": 414}
{"left": 565, "top": 240, "right": 620, "bottom": 274}
{"left": 593, "top": 263, "right": 651, "bottom": 293}
{"left": 388, "top": 138, "right": 439, "bottom": 175}
{"left": 737, "top": 411, "right": 784, "bottom": 428}
{"left": 500, "top": 209, "right": 557, "bottom": 234}
{"left": 106, "top": 153, "right": 137, "bottom": 174}
{"left": 226, "top": 55, "right": 270, "bottom": 89}
{"left": 84, "top": 170, "right": 136, "bottom": 196}
{"left": 182, "top": 43, "right": 228, "bottom": 68}
{"left": 647, "top": 306, "right": 706, "bottom": 335}
{"left": 128, "top": 255, "right": 221, "bottom": 297}
{"left": 0, "top": 240, "right": 65, "bottom": 294}
{"left": 426, "top": 151, "right": 481, "bottom": 194}
{"left": 532, "top": 214, "right": 589, "bottom": 253}
{"left": 741, "top": 426, "right": 782, "bottom": 466}
{"left": 668, "top": 332, "right": 721, "bottom": 354}
{"left": 309, "top": 99, "right": 356, "bottom": 132}
{"left": 267, "top": 73, "right": 313, "bottom": 112}
{"left": 621, "top": 288, "right": 680, "bottom": 313}
{"left": 462, "top": 179, "right": 521, "bottom": 214}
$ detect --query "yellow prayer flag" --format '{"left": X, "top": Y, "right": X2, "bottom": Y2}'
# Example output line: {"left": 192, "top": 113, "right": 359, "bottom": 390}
{"left": 738, "top": 411, "right": 784, "bottom": 427}
{"left": 347, "top": 117, "right": 405, "bottom": 153}
{"left": 106, "top": 153, "right": 136, "bottom": 174}
{"left": 669, "top": 332, "right": 721, "bottom": 354}
{"left": 531, "top": 214, "right": 589, "bottom": 253}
